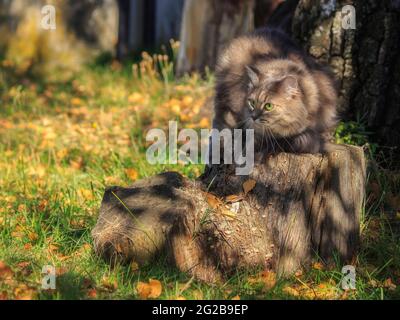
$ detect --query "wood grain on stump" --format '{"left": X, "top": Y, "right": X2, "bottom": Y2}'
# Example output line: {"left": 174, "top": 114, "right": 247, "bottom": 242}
{"left": 92, "top": 145, "right": 365, "bottom": 282}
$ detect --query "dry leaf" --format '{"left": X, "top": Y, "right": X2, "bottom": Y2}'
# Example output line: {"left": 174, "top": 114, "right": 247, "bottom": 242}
{"left": 243, "top": 179, "right": 256, "bottom": 195}
{"left": 248, "top": 270, "right": 276, "bottom": 291}
{"left": 0, "top": 291, "right": 8, "bottom": 300}
{"left": 101, "top": 277, "right": 118, "bottom": 292}
{"left": 225, "top": 194, "right": 244, "bottom": 203}
{"left": 205, "top": 192, "right": 222, "bottom": 209}
{"left": 87, "top": 288, "right": 97, "bottom": 298}
{"left": 220, "top": 208, "right": 237, "bottom": 218}
{"left": 14, "top": 284, "right": 36, "bottom": 300}
{"left": 125, "top": 168, "right": 139, "bottom": 181}
{"left": 28, "top": 232, "right": 38, "bottom": 241}
{"left": 137, "top": 279, "right": 162, "bottom": 299}
{"left": 283, "top": 286, "right": 300, "bottom": 297}
{"left": 137, "top": 281, "right": 152, "bottom": 299}
{"left": 231, "top": 295, "right": 241, "bottom": 300}
{"left": 260, "top": 271, "right": 276, "bottom": 290}
{"left": 383, "top": 278, "right": 397, "bottom": 291}
{"left": 130, "top": 261, "right": 139, "bottom": 272}
{"left": 148, "top": 279, "right": 162, "bottom": 298}
{"left": 0, "top": 261, "right": 13, "bottom": 280}
{"left": 312, "top": 262, "right": 324, "bottom": 270}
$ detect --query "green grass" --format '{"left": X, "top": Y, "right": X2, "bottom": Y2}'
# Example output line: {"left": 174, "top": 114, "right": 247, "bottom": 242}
{"left": 0, "top": 54, "right": 399, "bottom": 300}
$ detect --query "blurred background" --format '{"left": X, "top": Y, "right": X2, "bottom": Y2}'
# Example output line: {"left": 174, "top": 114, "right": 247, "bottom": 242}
{"left": 0, "top": 0, "right": 400, "bottom": 300}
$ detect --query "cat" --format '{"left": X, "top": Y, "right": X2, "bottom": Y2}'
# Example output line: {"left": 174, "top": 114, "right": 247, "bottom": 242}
{"left": 211, "top": 28, "right": 338, "bottom": 156}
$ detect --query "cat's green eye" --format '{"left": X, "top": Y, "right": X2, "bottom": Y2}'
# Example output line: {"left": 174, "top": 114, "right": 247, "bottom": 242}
{"left": 264, "top": 103, "right": 274, "bottom": 111}
{"left": 247, "top": 99, "right": 255, "bottom": 110}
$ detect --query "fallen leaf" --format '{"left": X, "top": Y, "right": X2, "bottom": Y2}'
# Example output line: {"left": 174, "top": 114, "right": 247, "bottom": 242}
{"left": 136, "top": 279, "right": 162, "bottom": 299}
{"left": 312, "top": 262, "right": 324, "bottom": 270}
{"left": 137, "top": 282, "right": 152, "bottom": 299}
{"left": 130, "top": 261, "right": 139, "bottom": 272}
{"left": 0, "top": 291, "right": 8, "bottom": 300}
{"left": 205, "top": 192, "right": 222, "bottom": 209}
{"left": 101, "top": 277, "right": 118, "bottom": 292}
{"left": 295, "top": 270, "right": 303, "bottom": 277}
{"left": 283, "top": 286, "right": 300, "bottom": 297}
{"left": 383, "top": 278, "right": 397, "bottom": 291}
{"left": 14, "top": 284, "right": 36, "bottom": 300}
{"left": 28, "top": 232, "right": 38, "bottom": 241}
{"left": 260, "top": 271, "right": 276, "bottom": 290}
{"left": 148, "top": 279, "right": 162, "bottom": 298}
{"left": 248, "top": 270, "right": 276, "bottom": 291}
{"left": 87, "top": 288, "right": 97, "bottom": 298}
{"left": 243, "top": 179, "right": 256, "bottom": 195}
{"left": 231, "top": 295, "right": 241, "bottom": 300}
{"left": 220, "top": 207, "right": 237, "bottom": 218}
{"left": 225, "top": 194, "right": 244, "bottom": 203}
{"left": 125, "top": 168, "right": 139, "bottom": 181}
{"left": 0, "top": 261, "right": 13, "bottom": 280}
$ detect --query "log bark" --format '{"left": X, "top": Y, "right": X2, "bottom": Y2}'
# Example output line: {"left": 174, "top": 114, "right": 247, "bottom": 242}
{"left": 92, "top": 145, "right": 365, "bottom": 282}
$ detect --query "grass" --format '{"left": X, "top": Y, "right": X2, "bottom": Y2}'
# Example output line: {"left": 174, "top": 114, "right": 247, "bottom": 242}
{"left": 0, "top": 48, "right": 400, "bottom": 300}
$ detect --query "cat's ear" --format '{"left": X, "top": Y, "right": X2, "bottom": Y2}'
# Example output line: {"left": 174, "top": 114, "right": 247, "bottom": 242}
{"left": 245, "top": 66, "right": 259, "bottom": 88}
{"left": 280, "top": 76, "right": 300, "bottom": 99}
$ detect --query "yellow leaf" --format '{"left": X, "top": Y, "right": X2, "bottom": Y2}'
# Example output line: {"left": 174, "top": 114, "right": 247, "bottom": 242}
{"left": 137, "top": 279, "right": 162, "bottom": 299}
{"left": 148, "top": 279, "right": 162, "bottom": 298}
{"left": 14, "top": 284, "right": 36, "bottom": 300}
{"left": 225, "top": 194, "right": 244, "bottom": 203}
{"left": 205, "top": 192, "right": 222, "bottom": 209}
{"left": 383, "top": 278, "right": 397, "bottom": 291}
{"left": 243, "top": 179, "right": 256, "bottom": 195}
{"left": 312, "top": 262, "right": 324, "bottom": 271}
{"left": 182, "top": 96, "right": 193, "bottom": 107}
{"left": 231, "top": 295, "right": 241, "bottom": 300}
{"left": 71, "top": 97, "right": 83, "bottom": 106}
{"left": 0, "top": 261, "right": 13, "bottom": 280}
{"left": 130, "top": 261, "right": 139, "bottom": 272}
{"left": 87, "top": 288, "right": 97, "bottom": 298}
{"left": 125, "top": 168, "right": 139, "bottom": 181}
{"left": 283, "top": 286, "right": 300, "bottom": 297}
{"left": 79, "top": 188, "right": 94, "bottom": 201}
{"left": 198, "top": 117, "right": 210, "bottom": 128}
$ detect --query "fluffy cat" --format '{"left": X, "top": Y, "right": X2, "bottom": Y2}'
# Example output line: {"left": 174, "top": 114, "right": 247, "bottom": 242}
{"left": 212, "top": 28, "right": 338, "bottom": 154}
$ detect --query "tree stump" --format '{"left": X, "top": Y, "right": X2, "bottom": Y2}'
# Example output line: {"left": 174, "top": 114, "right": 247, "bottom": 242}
{"left": 92, "top": 145, "right": 366, "bottom": 283}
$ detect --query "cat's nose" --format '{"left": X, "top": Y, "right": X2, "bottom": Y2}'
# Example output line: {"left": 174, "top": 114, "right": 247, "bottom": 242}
{"left": 251, "top": 108, "right": 263, "bottom": 120}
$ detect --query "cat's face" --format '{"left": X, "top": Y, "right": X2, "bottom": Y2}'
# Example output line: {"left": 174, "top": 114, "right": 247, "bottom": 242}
{"left": 244, "top": 66, "right": 309, "bottom": 138}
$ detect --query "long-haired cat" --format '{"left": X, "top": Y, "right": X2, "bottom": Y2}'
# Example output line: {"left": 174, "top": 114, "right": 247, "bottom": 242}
{"left": 212, "top": 28, "right": 338, "bottom": 154}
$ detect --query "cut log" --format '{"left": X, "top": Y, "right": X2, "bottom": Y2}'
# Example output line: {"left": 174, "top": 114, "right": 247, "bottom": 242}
{"left": 92, "top": 145, "right": 366, "bottom": 282}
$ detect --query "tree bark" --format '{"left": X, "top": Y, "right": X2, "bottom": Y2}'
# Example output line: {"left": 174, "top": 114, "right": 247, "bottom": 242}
{"left": 292, "top": 0, "right": 400, "bottom": 149}
{"left": 176, "top": 0, "right": 256, "bottom": 75}
{"left": 92, "top": 145, "right": 365, "bottom": 282}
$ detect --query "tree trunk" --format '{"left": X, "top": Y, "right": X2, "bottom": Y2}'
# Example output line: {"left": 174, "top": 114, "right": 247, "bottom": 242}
{"left": 92, "top": 145, "right": 365, "bottom": 282}
{"left": 292, "top": 0, "right": 400, "bottom": 149}
{"left": 176, "top": 0, "right": 255, "bottom": 75}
